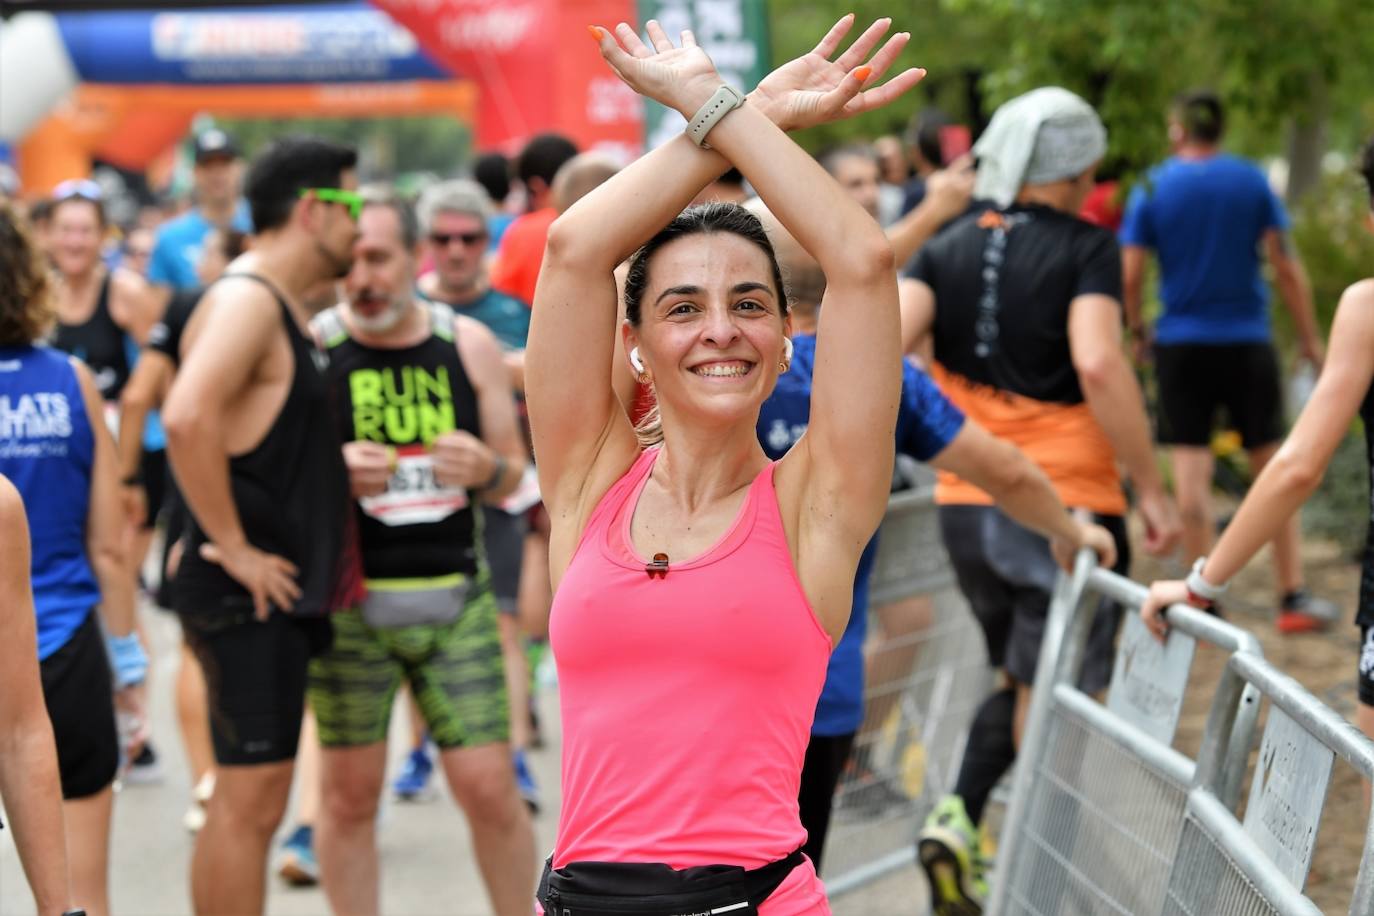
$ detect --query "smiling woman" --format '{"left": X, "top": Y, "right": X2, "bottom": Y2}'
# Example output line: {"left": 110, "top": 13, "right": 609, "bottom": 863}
{"left": 523, "top": 15, "right": 923, "bottom": 915}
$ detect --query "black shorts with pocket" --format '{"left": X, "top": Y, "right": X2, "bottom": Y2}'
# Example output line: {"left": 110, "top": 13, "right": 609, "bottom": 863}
{"left": 178, "top": 599, "right": 331, "bottom": 766}
{"left": 938, "top": 505, "right": 1131, "bottom": 694}
{"left": 481, "top": 506, "right": 527, "bottom": 615}
{"left": 1154, "top": 342, "right": 1283, "bottom": 449}
{"left": 40, "top": 610, "right": 119, "bottom": 799}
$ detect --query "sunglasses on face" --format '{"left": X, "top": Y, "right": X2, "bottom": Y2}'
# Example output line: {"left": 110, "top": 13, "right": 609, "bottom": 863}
{"left": 430, "top": 231, "right": 488, "bottom": 248}
{"left": 299, "top": 187, "right": 363, "bottom": 221}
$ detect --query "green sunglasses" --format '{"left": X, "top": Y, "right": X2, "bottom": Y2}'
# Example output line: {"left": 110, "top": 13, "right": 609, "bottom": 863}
{"left": 299, "top": 187, "right": 363, "bottom": 220}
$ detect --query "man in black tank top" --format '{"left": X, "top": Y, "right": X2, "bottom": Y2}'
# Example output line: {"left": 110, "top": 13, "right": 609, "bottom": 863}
{"left": 306, "top": 188, "right": 535, "bottom": 913}
{"left": 163, "top": 135, "right": 361, "bottom": 916}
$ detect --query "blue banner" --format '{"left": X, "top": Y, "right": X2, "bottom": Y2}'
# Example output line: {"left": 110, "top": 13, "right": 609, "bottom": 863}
{"left": 55, "top": 2, "right": 449, "bottom": 85}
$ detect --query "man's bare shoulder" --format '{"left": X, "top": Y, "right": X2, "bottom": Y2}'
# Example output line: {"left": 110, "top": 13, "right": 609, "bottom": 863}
{"left": 181, "top": 276, "right": 284, "bottom": 362}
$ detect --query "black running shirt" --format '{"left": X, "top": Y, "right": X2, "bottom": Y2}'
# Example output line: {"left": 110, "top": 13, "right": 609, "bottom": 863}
{"left": 904, "top": 203, "right": 1123, "bottom": 406}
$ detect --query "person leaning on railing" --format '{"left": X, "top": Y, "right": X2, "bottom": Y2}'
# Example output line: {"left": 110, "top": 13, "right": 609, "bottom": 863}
{"left": 1141, "top": 135, "right": 1374, "bottom": 807}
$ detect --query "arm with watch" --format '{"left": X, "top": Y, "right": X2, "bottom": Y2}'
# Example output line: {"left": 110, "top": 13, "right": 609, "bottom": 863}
{"left": 1139, "top": 277, "right": 1374, "bottom": 641}
{"left": 430, "top": 314, "right": 526, "bottom": 504}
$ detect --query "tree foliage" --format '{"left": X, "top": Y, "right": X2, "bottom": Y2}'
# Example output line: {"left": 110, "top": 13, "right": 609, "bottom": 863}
{"left": 770, "top": 0, "right": 1374, "bottom": 172}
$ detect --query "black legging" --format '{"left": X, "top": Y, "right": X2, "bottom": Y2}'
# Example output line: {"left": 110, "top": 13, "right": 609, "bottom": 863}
{"left": 797, "top": 731, "right": 856, "bottom": 872}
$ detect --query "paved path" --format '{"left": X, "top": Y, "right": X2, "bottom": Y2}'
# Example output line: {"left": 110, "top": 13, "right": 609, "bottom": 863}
{"left": 2, "top": 600, "right": 925, "bottom": 915}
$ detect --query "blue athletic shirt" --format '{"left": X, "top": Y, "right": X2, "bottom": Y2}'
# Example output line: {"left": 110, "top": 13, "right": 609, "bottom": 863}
{"left": 1119, "top": 154, "right": 1289, "bottom": 346}
{"left": 417, "top": 285, "right": 531, "bottom": 351}
{"left": 0, "top": 345, "right": 100, "bottom": 660}
{"left": 148, "top": 202, "right": 253, "bottom": 292}
{"left": 757, "top": 334, "right": 965, "bottom": 736}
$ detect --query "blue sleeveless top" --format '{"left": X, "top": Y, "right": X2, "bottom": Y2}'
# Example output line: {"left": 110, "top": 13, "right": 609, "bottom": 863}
{"left": 0, "top": 345, "right": 99, "bottom": 660}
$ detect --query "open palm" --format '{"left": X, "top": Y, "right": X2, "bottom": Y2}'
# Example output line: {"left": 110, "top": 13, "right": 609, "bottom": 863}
{"left": 752, "top": 15, "right": 926, "bottom": 131}
{"left": 591, "top": 20, "right": 724, "bottom": 118}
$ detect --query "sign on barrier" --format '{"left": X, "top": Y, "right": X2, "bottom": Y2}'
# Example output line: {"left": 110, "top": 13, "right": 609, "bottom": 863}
{"left": 1242, "top": 706, "right": 1334, "bottom": 889}
{"left": 1106, "top": 612, "right": 1196, "bottom": 745}
{"left": 991, "top": 556, "right": 1374, "bottom": 916}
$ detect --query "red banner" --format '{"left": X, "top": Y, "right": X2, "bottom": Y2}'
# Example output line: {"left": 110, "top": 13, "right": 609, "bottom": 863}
{"left": 370, "top": 0, "right": 642, "bottom": 157}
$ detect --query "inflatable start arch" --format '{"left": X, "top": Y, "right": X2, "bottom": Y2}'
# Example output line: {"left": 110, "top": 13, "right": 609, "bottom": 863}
{"left": 1, "top": 0, "right": 642, "bottom": 192}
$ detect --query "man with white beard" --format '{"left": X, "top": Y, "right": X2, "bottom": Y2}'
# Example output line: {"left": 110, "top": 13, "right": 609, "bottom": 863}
{"left": 306, "top": 187, "right": 536, "bottom": 914}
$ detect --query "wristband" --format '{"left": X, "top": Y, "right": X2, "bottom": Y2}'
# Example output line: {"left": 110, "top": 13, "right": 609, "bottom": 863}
{"left": 1185, "top": 556, "right": 1227, "bottom": 603}
{"left": 686, "top": 85, "right": 745, "bottom": 151}
{"left": 108, "top": 632, "right": 148, "bottom": 689}
{"left": 478, "top": 453, "right": 508, "bottom": 493}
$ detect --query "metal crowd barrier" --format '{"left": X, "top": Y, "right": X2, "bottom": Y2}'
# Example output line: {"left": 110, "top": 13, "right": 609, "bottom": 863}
{"left": 990, "top": 550, "right": 1374, "bottom": 916}
{"left": 822, "top": 481, "right": 993, "bottom": 892}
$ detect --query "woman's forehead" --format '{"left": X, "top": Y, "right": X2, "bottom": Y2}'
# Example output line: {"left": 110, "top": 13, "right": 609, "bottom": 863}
{"left": 647, "top": 233, "right": 773, "bottom": 290}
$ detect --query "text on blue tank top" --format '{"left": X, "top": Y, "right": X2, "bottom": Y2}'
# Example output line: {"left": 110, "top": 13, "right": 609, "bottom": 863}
{"left": 0, "top": 345, "right": 100, "bottom": 660}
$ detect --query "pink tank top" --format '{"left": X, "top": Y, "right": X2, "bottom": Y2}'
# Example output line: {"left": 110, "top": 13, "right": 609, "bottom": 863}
{"left": 549, "top": 447, "right": 832, "bottom": 913}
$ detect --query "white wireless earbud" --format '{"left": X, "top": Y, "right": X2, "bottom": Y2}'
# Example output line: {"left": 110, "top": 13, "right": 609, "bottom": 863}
{"left": 629, "top": 346, "right": 645, "bottom": 374}
{"left": 783, "top": 337, "right": 794, "bottom": 362}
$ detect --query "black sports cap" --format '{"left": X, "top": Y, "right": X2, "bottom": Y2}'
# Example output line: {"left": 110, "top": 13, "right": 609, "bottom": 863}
{"left": 194, "top": 129, "right": 240, "bottom": 164}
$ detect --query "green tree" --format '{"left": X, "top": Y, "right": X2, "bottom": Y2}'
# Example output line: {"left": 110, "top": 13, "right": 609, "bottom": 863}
{"left": 769, "top": 0, "right": 1374, "bottom": 184}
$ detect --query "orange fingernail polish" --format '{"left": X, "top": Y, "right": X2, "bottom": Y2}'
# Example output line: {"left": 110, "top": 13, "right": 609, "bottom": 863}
{"left": 853, "top": 66, "right": 872, "bottom": 82}
{"left": 587, "top": 25, "right": 602, "bottom": 40}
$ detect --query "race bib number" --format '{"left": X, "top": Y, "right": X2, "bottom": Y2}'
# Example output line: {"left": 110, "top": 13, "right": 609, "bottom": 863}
{"left": 359, "top": 445, "right": 468, "bottom": 527}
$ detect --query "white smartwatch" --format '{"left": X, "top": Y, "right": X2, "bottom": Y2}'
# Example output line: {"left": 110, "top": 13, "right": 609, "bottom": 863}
{"left": 686, "top": 85, "right": 746, "bottom": 150}
{"left": 1185, "top": 556, "right": 1228, "bottom": 605}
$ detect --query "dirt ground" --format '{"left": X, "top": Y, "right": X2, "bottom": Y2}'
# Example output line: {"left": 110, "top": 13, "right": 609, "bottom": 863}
{"left": 1133, "top": 533, "right": 1368, "bottom": 914}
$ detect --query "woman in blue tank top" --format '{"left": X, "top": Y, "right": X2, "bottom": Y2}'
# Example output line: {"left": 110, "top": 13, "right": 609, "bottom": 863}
{"left": 0, "top": 200, "right": 148, "bottom": 916}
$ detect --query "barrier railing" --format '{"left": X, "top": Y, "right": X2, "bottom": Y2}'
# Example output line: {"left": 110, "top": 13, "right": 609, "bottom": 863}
{"left": 990, "top": 551, "right": 1374, "bottom": 916}
{"left": 822, "top": 482, "right": 993, "bottom": 892}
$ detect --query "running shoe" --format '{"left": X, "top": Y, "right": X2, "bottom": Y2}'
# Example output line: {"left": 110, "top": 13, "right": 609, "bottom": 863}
{"left": 392, "top": 744, "right": 435, "bottom": 801}
{"left": 1277, "top": 589, "right": 1341, "bottom": 635}
{"left": 122, "top": 742, "right": 165, "bottom": 786}
{"left": 917, "top": 794, "right": 987, "bottom": 916}
{"left": 276, "top": 825, "right": 318, "bottom": 887}
{"left": 513, "top": 749, "right": 541, "bottom": 814}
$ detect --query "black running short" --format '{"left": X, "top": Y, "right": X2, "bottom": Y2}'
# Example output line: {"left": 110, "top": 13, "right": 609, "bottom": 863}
{"left": 1359, "top": 626, "right": 1374, "bottom": 707}
{"left": 938, "top": 505, "right": 1131, "bottom": 693}
{"left": 40, "top": 611, "right": 119, "bottom": 799}
{"left": 481, "top": 507, "right": 526, "bottom": 615}
{"left": 179, "top": 602, "right": 330, "bottom": 766}
{"left": 139, "top": 447, "right": 168, "bottom": 531}
{"left": 1154, "top": 342, "right": 1283, "bottom": 449}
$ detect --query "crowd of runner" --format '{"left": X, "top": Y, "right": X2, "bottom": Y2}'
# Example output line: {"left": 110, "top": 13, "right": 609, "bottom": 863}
{"left": 1, "top": 13, "right": 1372, "bottom": 916}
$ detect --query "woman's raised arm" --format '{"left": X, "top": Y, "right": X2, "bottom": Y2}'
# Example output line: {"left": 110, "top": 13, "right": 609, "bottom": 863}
{"left": 528, "top": 17, "right": 923, "bottom": 518}
{"left": 526, "top": 128, "right": 728, "bottom": 510}
{"left": 596, "top": 22, "right": 911, "bottom": 538}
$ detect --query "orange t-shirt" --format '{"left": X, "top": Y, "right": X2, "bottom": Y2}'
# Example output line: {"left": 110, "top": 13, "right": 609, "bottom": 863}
{"left": 930, "top": 363, "right": 1127, "bottom": 516}
{"left": 489, "top": 207, "right": 558, "bottom": 306}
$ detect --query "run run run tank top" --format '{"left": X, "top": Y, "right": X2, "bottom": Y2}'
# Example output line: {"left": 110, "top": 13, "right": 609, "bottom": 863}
{"left": 314, "top": 302, "right": 482, "bottom": 580}
{"left": 549, "top": 447, "right": 833, "bottom": 913}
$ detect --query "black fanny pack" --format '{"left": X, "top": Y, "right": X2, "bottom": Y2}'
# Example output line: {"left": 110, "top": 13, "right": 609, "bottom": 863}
{"left": 538, "top": 848, "right": 805, "bottom": 916}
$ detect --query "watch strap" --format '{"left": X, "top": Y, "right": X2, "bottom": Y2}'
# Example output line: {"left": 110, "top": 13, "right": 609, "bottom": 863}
{"left": 1185, "top": 556, "right": 1227, "bottom": 602}
{"left": 686, "top": 85, "right": 745, "bottom": 151}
